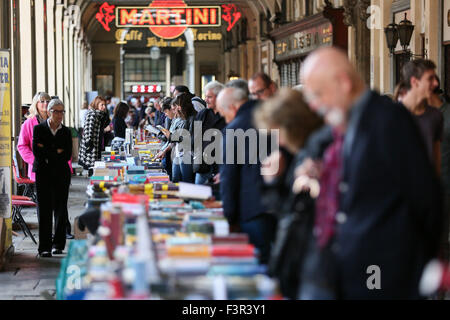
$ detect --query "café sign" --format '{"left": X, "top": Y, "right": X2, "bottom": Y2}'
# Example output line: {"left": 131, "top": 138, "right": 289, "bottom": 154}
{"left": 275, "top": 22, "right": 333, "bottom": 61}
{"left": 97, "top": 1, "right": 241, "bottom": 40}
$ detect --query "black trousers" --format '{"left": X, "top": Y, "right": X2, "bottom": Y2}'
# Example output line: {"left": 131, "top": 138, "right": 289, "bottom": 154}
{"left": 36, "top": 170, "right": 70, "bottom": 253}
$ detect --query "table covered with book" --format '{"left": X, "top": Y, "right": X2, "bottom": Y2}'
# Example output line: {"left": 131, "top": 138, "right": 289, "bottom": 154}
{"left": 57, "top": 134, "right": 278, "bottom": 300}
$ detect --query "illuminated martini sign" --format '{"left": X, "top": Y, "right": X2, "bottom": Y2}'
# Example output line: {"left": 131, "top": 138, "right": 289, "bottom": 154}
{"left": 96, "top": 1, "right": 242, "bottom": 39}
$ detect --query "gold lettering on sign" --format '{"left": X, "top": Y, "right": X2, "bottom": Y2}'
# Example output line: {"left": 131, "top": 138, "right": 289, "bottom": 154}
{"left": 146, "top": 37, "right": 186, "bottom": 47}
{"left": 192, "top": 29, "right": 223, "bottom": 41}
{"left": 115, "top": 29, "right": 144, "bottom": 44}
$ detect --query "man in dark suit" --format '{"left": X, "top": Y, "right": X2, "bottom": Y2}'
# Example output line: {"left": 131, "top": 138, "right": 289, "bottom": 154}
{"left": 33, "top": 99, "right": 72, "bottom": 258}
{"left": 216, "top": 86, "right": 275, "bottom": 264}
{"left": 298, "top": 47, "right": 443, "bottom": 299}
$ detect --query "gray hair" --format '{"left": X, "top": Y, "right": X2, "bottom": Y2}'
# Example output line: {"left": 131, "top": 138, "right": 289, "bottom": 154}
{"left": 204, "top": 81, "right": 225, "bottom": 96}
{"left": 47, "top": 99, "right": 65, "bottom": 111}
{"left": 217, "top": 87, "right": 248, "bottom": 111}
{"left": 225, "top": 79, "right": 250, "bottom": 98}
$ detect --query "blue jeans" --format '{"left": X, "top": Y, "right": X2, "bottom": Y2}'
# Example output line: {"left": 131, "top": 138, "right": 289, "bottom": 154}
{"left": 240, "top": 214, "right": 276, "bottom": 265}
{"left": 172, "top": 161, "right": 194, "bottom": 183}
{"left": 195, "top": 169, "right": 214, "bottom": 185}
{"left": 162, "top": 155, "right": 172, "bottom": 181}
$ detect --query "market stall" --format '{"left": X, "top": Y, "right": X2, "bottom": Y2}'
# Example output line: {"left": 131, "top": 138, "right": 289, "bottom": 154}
{"left": 58, "top": 129, "right": 278, "bottom": 300}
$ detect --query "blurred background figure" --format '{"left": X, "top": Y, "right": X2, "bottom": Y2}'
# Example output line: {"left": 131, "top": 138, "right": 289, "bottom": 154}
{"left": 253, "top": 88, "right": 323, "bottom": 299}
{"left": 298, "top": 47, "right": 442, "bottom": 300}
{"left": 401, "top": 60, "right": 442, "bottom": 175}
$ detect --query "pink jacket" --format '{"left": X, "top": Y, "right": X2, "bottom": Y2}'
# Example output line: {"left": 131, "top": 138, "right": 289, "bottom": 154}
{"left": 17, "top": 117, "right": 73, "bottom": 182}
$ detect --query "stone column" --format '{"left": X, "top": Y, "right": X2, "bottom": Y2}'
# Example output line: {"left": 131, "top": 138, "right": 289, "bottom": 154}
{"left": 55, "top": 4, "right": 64, "bottom": 102}
{"left": 35, "top": 0, "right": 46, "bottom": 93}
{"left": 343, "top": 0, "right": 371, "bottom": 85}
{"left": 19, "top": 0, "right": 33, "bottom": 103}
{"left": 246, "top": 40, "right": 257, "bottom": 79}
{"left": 47, "top": 0, "right": 56, "bottom": 95}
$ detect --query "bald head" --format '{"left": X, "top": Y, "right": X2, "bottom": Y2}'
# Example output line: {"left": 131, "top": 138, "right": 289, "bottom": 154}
{"left": 217, "top": 87, "right": 248, "bottom": 124}
{"left": 301, "top": 47, "right": 365, "bottom": 128}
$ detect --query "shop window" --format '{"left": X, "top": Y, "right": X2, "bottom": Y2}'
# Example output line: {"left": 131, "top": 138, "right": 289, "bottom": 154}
{"left": 95, "top": 75, "right": 114, "bottom": 97}
{"left": 124, "top": 57, "right": 166, "bottom": 82}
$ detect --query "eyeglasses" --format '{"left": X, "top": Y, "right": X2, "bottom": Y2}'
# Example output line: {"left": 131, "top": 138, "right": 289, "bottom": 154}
{"left": 250, "top": 87, "right": 268, "bottom": 99}
{"left": 50, "top": 110, "right": 65, "bottom": 115}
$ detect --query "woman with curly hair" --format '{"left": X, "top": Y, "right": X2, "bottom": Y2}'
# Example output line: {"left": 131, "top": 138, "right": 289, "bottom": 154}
{"left": 78, "top": 96, "right": 110, "bottom": 175}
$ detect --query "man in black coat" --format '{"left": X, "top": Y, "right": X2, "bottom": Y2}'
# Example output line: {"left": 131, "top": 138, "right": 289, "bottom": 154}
{"left": 32, "top": 99, "right": 72, "bottom": 258}
{"left": 216, "top": 87, "right": 276, "bottom": 264}
{"left": 299, "top": 47, "right": 443, "bottom": 299}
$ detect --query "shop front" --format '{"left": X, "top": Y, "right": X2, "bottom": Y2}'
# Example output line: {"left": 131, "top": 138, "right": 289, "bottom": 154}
{"left": 270, "top": 5, "right": 347, "bottom": 88}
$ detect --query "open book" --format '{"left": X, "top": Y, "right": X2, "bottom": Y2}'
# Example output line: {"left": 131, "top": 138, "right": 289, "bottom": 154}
{"left": 145, "top": 124, "right": 161, "bottom": 135}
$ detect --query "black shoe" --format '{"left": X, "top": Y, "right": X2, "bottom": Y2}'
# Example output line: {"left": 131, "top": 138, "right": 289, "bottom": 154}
{"left": 39, "top": 251, "right": 52, "bottom": 258}
{"left": 52, "top": 249, "right": 64, "bottom": 255}
{"left": 66, "top": 233, "right": 75, "bottom": 239}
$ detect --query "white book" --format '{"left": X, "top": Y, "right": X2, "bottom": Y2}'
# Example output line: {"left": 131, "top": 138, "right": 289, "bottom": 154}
{"left": 178, "top": 182, "right": 212, "bottom": 200}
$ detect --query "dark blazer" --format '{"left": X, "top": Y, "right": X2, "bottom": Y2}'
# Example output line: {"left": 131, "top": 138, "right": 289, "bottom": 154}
{"left": 334, "top": 91, "right": 443, "bottom": 299}
{"left": 220, "top": 100, "right": 265, "bottom": 224}
{"left": 32, "top": 121, "right": 72, "bottom": 177}
{"left": 112, "top": 117, "right": 127, "bottom": 139}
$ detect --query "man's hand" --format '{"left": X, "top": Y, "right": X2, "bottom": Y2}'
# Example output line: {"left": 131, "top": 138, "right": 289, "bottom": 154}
{"left": 292, "top": 158, "right": 322, "bottom": 197}
{"left": 155, "top": 150, "right": 165, "bottom": 160}
{"left": 160, "top": 128, "right": 170, "bottom": 139}
{"left": 213, "top": 173, "right": 220, "bottom": 185}
{"left": 261, "top": 150, "right": 286, "bottom": 184}
{"left": 57, "top": 149, "right": 64, "bottom": 154}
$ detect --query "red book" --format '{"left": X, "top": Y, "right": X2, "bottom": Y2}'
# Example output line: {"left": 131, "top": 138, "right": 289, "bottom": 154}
{"left": 211, "top": 244, "right": 255, "bottom": 257}
{"left": 212, "top": 234, "right": 249, "bottom": 245}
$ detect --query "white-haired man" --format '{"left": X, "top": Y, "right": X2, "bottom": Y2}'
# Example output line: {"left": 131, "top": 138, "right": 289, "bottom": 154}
{"left": 194, "top": 81, "right": 227, "bottom": 185}
{"left": 32, "top": 99, "right": 72, "bottom": 258}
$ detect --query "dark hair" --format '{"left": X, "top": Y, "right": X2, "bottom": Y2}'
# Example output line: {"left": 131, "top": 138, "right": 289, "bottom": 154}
{"left": 172, "top": 93, "right": 196, "bottom": 119}
{"left": 402, "top": 59, "right": 436, "bottom": 90}
{"left": 251, "top": 72, "right": 273, "bottom": 88}
{"left": 393, "top": 81, "right": 408, "bottom": 102}
{"left": 174, "top": 85, "right": 190, "bottom": 94}
{"left": 433, "top": 76, "right": 443, "bottom": 95}
{"left": 162, "top": 97, "right": 172, "bottom": 111}
{"left": 114, "top": 102, "right": 130, "bottom": 119}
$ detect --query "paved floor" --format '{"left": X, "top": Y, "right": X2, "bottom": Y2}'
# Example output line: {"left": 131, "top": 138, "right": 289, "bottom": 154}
{"left": 0, "top": 175, "right": 88, "bottom": 300}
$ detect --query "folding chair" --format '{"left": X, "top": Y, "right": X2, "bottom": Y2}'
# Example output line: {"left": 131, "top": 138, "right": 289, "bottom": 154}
{"left": 11, "top": 195, "right": 37, "bottom": 244}
{"left": 12, "top": 153, "right": 37, "bottom": 202}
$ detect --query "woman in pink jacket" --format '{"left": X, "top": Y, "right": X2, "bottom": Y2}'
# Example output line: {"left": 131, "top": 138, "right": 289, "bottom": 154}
{"left": 18, "top": 92, "right": 52, "bottom": 182}
{"left": 17, "top": 92, "right": 74, "bottom": 239}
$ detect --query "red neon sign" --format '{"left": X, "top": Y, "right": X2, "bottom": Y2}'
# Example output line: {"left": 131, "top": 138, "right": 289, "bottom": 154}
{"left": 222, "top": 4, "right": 242, "bottom": 32}
{"left": 96, "top": 2, "right": 115, "bottom": 32}
{"left": 96, "top": 1, "right": 243, "bottom": 39}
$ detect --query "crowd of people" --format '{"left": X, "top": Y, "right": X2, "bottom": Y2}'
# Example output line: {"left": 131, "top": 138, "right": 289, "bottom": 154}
{"left": 16, "top": 46, "right": 450, "bottom": 299}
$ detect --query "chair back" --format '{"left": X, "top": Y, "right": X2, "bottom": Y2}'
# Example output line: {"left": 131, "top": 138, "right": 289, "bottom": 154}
{"left": 12, "top": 152, "right": 21, "bottom": 181}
